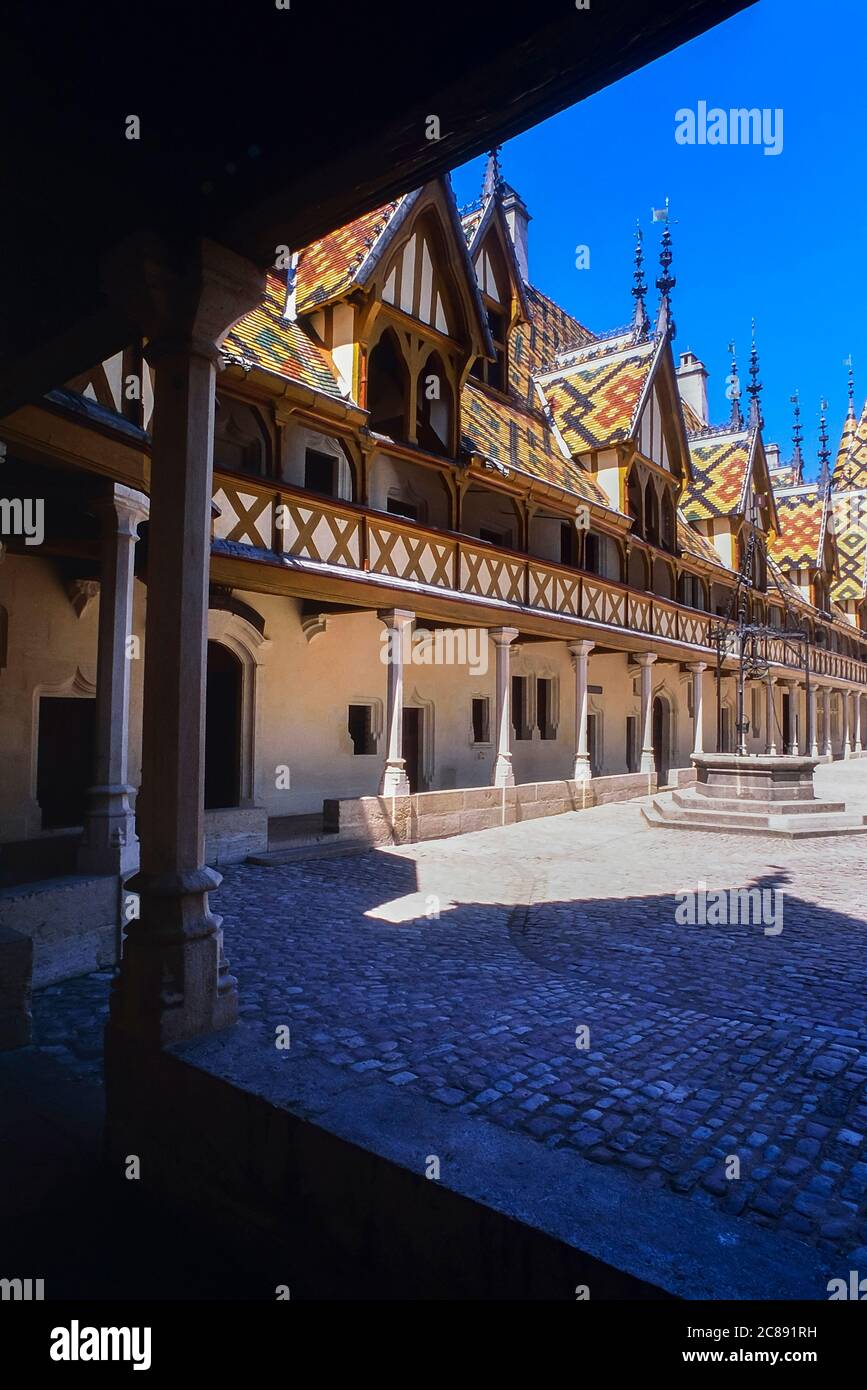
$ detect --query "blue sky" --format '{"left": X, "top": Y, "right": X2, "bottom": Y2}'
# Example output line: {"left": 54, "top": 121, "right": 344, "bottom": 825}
{"left": 451, "top": 0, "right": 865, "bottom": 480}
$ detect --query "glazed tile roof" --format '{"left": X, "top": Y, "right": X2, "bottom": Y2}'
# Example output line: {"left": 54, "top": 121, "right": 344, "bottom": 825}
{"left": 680, "top": 397, "right": 706, "bottom": 434}
{"left": 769, "top": 487, "right": 827, "bottom": 569}
{"left": 223, "top": 273, "right": 348, "bottom": 400}
{"left": 833, "top": 400, "right": 867, "bottom": 490}
{"left": 461, "top": 381, "right": 611, "bottom": 507}
{"left": 677, "top": 513, "right": 729, "bottom": 569}
{"left": 510, "top": 285, "right": 595, "bottom": 411}
{"left": 684, "top": 429, "right": 755, "bottom": 520}
{"left": 831, "top": 489, "right": 867, "bottom": 603}
{"left": 295, "top": 200, "right": 403, "bottom": 313}
{"left": 539, "top": 339, "right": 657, "bottom": 453}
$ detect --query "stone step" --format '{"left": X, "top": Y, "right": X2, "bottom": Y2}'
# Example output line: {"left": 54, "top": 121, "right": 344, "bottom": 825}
{"left": 643, "top": 803, "right": 867, "bottom": 839}
{"left": 671, "top": 789, "right": 848, "bottom": 817}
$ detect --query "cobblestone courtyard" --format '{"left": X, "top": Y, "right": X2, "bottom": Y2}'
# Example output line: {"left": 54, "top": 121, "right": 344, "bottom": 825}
{"left": 32, "top": 761, "right": 867, "bottom": 1271}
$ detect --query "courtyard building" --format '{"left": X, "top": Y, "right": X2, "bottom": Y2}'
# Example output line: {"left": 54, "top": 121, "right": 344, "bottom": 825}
{"left": 1, "top": 153, "right": 866, "bottom": 987}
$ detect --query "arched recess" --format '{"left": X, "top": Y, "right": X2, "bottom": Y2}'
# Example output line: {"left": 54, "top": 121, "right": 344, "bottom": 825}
{"left": 627, "top": 544, "right": 648, "bottom": 591}
{"left": 416, "top": 350, "right": 454, "bottom": 457}
{"left": 651, "top": 689, "right": 675, "bottom": 784}
{"left": 404, "top": 685, "right": 435, "bottom": 792}
{"left": 644, "top": 479, "right": 660, "bottom": 546}
{"left": 367, "top": 329, "right": 410, "bottom": 441}
{"left": 627, "top": 469, "right": 643, "bottom": 537}
{"left": 462, "top": 486, "right": 522, "bottom": 549}
{"left": 652, "top": 556, "right": 674, "bottom": 601}
{"left": 214, "top": 395, "right": 272, "bottom": 478}
{"left": 207, "top": 608, "right": 270, "bottom": 806}
{"left": 660, "top": 490, "right": 676, "bottom": 552}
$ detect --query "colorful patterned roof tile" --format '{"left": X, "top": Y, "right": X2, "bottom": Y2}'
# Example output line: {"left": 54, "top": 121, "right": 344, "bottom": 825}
{"left": 295, "top": 200, "right": 403, "bottom": 313}
{"left": 677, "top": 513, "right": 729, "bottom": 569}
{"left": 461, "top": 381, "right": 610, "bottom": 507}
{"left": 680, "top": 397, "right": 706, "bottom": 435}
{"left": 684, "top": 429, "right": 754, "bottom": 520}
{"left": 769, "top": 487, "right": 826, "bottom": 569}
{"left": 831, "top": 489, "right": 867, "bottom": 602}
{"left": 833, "top": 399, "right": 867, "bottom": 490}
{"left": 510, "top": 285, "right": 595, "bottom": 411}
{"left": 538, "top": 339, "right": 656, "bottom": 453}
{"left": 223, "top": 273, "right": 348, "bottom": 400}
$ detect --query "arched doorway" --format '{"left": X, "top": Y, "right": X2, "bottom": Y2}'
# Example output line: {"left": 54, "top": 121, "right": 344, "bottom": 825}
{"left": 652, "top": 695, "right": 670, "bottom": 785}
{"left": 205, "top": 641, "right": 242, "bottom": 809}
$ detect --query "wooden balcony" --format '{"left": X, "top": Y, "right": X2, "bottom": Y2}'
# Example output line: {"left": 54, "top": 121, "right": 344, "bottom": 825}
{"left": 211, "top": 472, "right": 867, "bottom": 686}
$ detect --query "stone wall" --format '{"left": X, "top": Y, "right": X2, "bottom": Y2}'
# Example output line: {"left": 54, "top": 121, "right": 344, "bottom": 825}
{"left": 324, "top": 771, "right": 656, "bottom": 848}
{"left": 0, "top": 873, "right": 117, "bottom": 986}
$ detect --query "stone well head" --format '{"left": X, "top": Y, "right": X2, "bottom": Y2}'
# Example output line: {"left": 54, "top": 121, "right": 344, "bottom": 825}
{"left": 690, "top": 752, "right": 819, "bottom": 802}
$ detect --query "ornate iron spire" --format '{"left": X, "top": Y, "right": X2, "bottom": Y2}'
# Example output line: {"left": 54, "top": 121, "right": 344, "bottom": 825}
{"left": 790, "top": 390, "right": 803, "bottom": 483}
{"left": 845, "top": 353, "right": 855, "bottom": 418}
{"left": 818, "top": 399, "right": 831, "bottom": 496}
{"left": 727, "top": 340, "right": 744, "bottom": 430}
{"left": 481, "top": 146, "right": 504, "bottom": 201}
{"left": 747, "top": 319, "right": 763, "bottom": 429}
{"left": 655, "top": 199, "right": 676, "bottom": 341}
{"left": 631, "top": 221, "right": 650, "bottom": 339}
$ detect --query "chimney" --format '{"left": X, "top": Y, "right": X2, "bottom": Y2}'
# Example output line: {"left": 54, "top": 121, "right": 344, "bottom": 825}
{"left": 676, "top": 350, "right": 709, "bottom": 425}
{"left": 765, "top": 442, "right": 782, "bottom": 472}
{"left": 501, "top": 187, "right": 531, "bottom": 284}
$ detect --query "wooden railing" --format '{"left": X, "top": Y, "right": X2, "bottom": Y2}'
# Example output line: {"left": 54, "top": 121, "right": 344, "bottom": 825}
{"left": 211, "top": 472, "right": 867, "bottom": 686}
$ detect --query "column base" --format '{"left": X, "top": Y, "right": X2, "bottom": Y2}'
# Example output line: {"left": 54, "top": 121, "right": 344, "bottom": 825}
{"left": 493, "top": 755, "right": 515, "bottom": 788}
{"left": 108, "top": 867, "right": 238, "bottom": 1047}
{"left": 380, "top": 761, "right": 410, "bottom": 796}
{"left": 843, "top": 742, "right": 852, "bottom": 761}
{"left": 765, "top": 744, "right": 777, "bottom": 756}
{"left": 77, "top": 784, "right": 140, "bottom": 877}
{"left": 572, "top": 755, "right": 592, "bottom": 783}
{"left": 639, "top": 751, "right": 655, "bottom": 774}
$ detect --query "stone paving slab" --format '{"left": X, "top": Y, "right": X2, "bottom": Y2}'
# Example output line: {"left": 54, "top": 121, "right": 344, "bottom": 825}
{"left": 27, "top": 761, "right": 867, "bottom": 1276}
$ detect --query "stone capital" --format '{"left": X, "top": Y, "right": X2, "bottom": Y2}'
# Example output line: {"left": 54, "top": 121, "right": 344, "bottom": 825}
{"left": 636, "top": 651, "right": 658, "bottom": 668}
{"left": 490, "top": 626, "right": 519, "bottom": 648}
{"left": 686, "top": 661, "right": 707, "bottom": 674}
{"left": 377, "top": 608, "right": 415, "bottom": 631}
{"left": 567, "top": 639, "right": 595, "bottom": 659}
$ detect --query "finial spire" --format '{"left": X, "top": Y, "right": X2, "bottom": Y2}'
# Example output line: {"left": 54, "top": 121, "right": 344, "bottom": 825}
{"left": 747, "top": 319, "right": 763, "bottom": 429}
{"left": 844, "top": 353, "right": 855, "bottom": 418}
{"left": 482, "top": 146, "right": 504, "bottom": 201}
{"left": 654, "top": 198, "right": 676, "bottom": 341}
{"left": 790, "top": 390, "right": 803, "bottom": 483}
{"left": 818, "top": 398, "right": 831, "bottom": 495}
{"left": 631, "top": 221, "right": 650, "bottom": 339}
{"left": 727, "top": 339, "right": 744, "bottom": 429}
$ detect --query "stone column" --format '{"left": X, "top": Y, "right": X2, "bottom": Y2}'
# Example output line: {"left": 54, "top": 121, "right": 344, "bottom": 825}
{"left": 822, "top": 686, "right": 833, "bottom": 758}
{"left": 785, "top": 681, "right": 800, "bottom": 755}
{"left": 842, "top": 689, "right": 852, "bottom": 759}
{"left": 855, "top": 693, "right": 863, "bottom": 755}
{"left": 765, "top": 676, "right": 778, "bottom": 755}
{"left": 637, "top": 652, "right": 658, "bottom": 774}
{"left": 78, "top": 486, "right": 149, "bottom": 877}
{"left": 491, "top": 627, "right": 519, "bottom": 787}
{"left": 808, "top": 683, "right": 819, "bottom": 758}
{"left": 378, "top": 608, "right": 414, "bottom": 795}
{"left": 568, "top": 640, "right": 594, "bottom": 782}
{"left": 687, "top": 662, "right": 706, "bottom": 757}
{"left": 105, "top": 237, "right": 264, "bottom": 1048}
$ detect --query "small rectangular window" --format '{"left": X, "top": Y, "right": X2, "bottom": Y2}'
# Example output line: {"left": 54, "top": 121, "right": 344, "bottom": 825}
{"left": 348, "top": 704, "right": 376, "bottom": 755}
{"left": 479, "top": 526, "right": 509, "bottom": 548}
{"left": 304, "top": 449, "right": 336, "bottom": 497}
{"left": 387, "top": 496, "right": 419, "bottom": 521}
{"left": 512, "top": 675, "right": 531, "bottom": 740}
{"left": 537, "top": 677, "right": 556, "bottom": 740}
{"left": 471, "top": 696, "right": 490, "bottom": 744}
